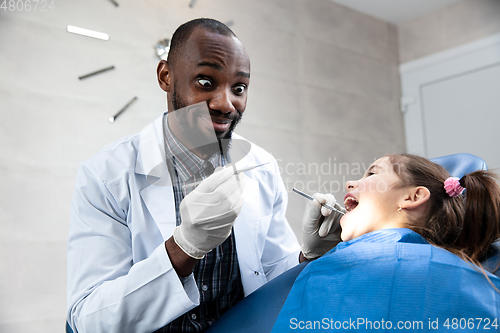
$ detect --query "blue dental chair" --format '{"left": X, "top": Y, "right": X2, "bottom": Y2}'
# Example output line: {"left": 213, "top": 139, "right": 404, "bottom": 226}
{"left": 206, "top": 153, "right": 500, "bottom": 333}
{"left": 66, "top": 153, "right": 499, "bottom": 333}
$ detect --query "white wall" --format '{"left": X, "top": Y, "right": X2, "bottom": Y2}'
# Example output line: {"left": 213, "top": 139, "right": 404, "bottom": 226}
{"left": 0, "top": 0, "right": 403, "bottom": 331}
{"left": 398, "top": 0, "right": 500, "bottom": 63}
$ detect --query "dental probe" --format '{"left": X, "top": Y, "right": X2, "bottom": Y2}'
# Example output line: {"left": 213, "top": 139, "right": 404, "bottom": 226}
{"left": 183, "top": 162, "right": 270, "bottom": 189}
{"left": 292, "top": 188, "right": 345, "bottom": 215}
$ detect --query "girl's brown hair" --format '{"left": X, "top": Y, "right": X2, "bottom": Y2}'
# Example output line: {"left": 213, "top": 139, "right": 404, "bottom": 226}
{"left": 388, "top": 154, "right": 500, "bottom": 263}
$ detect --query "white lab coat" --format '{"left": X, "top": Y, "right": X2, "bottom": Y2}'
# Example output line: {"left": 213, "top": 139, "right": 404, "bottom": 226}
{"left": 66, "top": 112, "right": 301, "bottom": 333}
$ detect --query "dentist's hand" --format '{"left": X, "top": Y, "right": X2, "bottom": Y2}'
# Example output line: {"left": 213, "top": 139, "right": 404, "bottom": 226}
{"left": 173, "top": 165, "right": 246, "bottom": 259}
{"left": 301, "top": 193, "right": 345, "bottom": 260}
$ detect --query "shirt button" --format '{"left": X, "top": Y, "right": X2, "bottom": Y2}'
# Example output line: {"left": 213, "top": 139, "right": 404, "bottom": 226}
{"left": 191, "top": 313, "right": 197, "bottom": 320}
{"left": 254, "top": 271, "right": 259, "bottom": 275}
{"left": 202, "top": 285, "right": 208, "bottom": 291}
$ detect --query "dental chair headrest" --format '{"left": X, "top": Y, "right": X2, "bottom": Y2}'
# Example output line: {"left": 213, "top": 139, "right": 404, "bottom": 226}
{"left": 430, "top": 153, "right": 487, "bottom": 178}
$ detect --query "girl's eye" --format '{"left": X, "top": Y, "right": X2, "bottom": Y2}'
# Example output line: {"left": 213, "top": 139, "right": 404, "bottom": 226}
{"left": 232, "top": 85, "right": 246, "bottom": 94}
{"left": 198, "top": 79, "right": 212, "bottom": 88}
{"left": 365, "top": 172, "right": 375, "bottom": 177}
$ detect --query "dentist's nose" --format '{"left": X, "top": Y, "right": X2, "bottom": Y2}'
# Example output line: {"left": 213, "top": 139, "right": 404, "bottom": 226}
{"left": 208, "top": 88, "right": 235, "bottom": 114}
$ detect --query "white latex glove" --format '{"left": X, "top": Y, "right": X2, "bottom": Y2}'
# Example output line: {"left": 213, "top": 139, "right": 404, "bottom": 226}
{"left": 173, "top": 164, "right": 246, "bottom": 259}
{"left": 301, "top": 193, "right": 345, "bottom": 260}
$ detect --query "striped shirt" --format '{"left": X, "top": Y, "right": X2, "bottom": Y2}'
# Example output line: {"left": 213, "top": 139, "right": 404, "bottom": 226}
{"left": 155, "top": 113, "right": 244, "bottom": 332}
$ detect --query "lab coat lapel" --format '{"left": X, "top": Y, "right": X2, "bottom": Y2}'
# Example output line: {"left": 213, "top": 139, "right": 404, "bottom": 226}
{"left": 136, "top": 112, "right": 177, "bottom": 240}
{"left": 140, "top": 171, "right": 177, "bottom": 241}
{"left": 135, "top": 112, "right": 166, "bottom": 178}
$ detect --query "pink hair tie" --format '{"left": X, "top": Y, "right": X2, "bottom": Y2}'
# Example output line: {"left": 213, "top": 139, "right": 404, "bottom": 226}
{"left": 444, "top": 177, "right": 464, "bottom": 197}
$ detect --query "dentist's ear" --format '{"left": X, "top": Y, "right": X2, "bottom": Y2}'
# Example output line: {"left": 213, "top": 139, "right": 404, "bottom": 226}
{"left": 401, "top": 186, "right": 431, "bottom": 211}
{"left": 157, "top": 60, "right": 172, "bottom": 93}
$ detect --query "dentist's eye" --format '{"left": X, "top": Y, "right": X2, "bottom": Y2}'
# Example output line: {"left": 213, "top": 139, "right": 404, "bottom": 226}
{"left": 198, "top": 79, "right": 213, "bottom": 88}
{"left": 232, "top": 85, "right": 246, "bottom": 95}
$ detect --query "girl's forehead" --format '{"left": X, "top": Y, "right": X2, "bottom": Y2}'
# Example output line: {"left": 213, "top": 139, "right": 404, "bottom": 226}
{"left": 371, "top": 157, "right": 391, "bottom": 168}
{"left": 368, "top": 156, "right": 402, "bottom": 179}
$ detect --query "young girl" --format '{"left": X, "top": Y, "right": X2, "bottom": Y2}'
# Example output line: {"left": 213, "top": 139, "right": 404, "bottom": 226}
{"left": 272, "top": 153, "right": 500, "bottom": 332}
{"left": 340, "top": 153, "right": 499, "bottom": 265}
